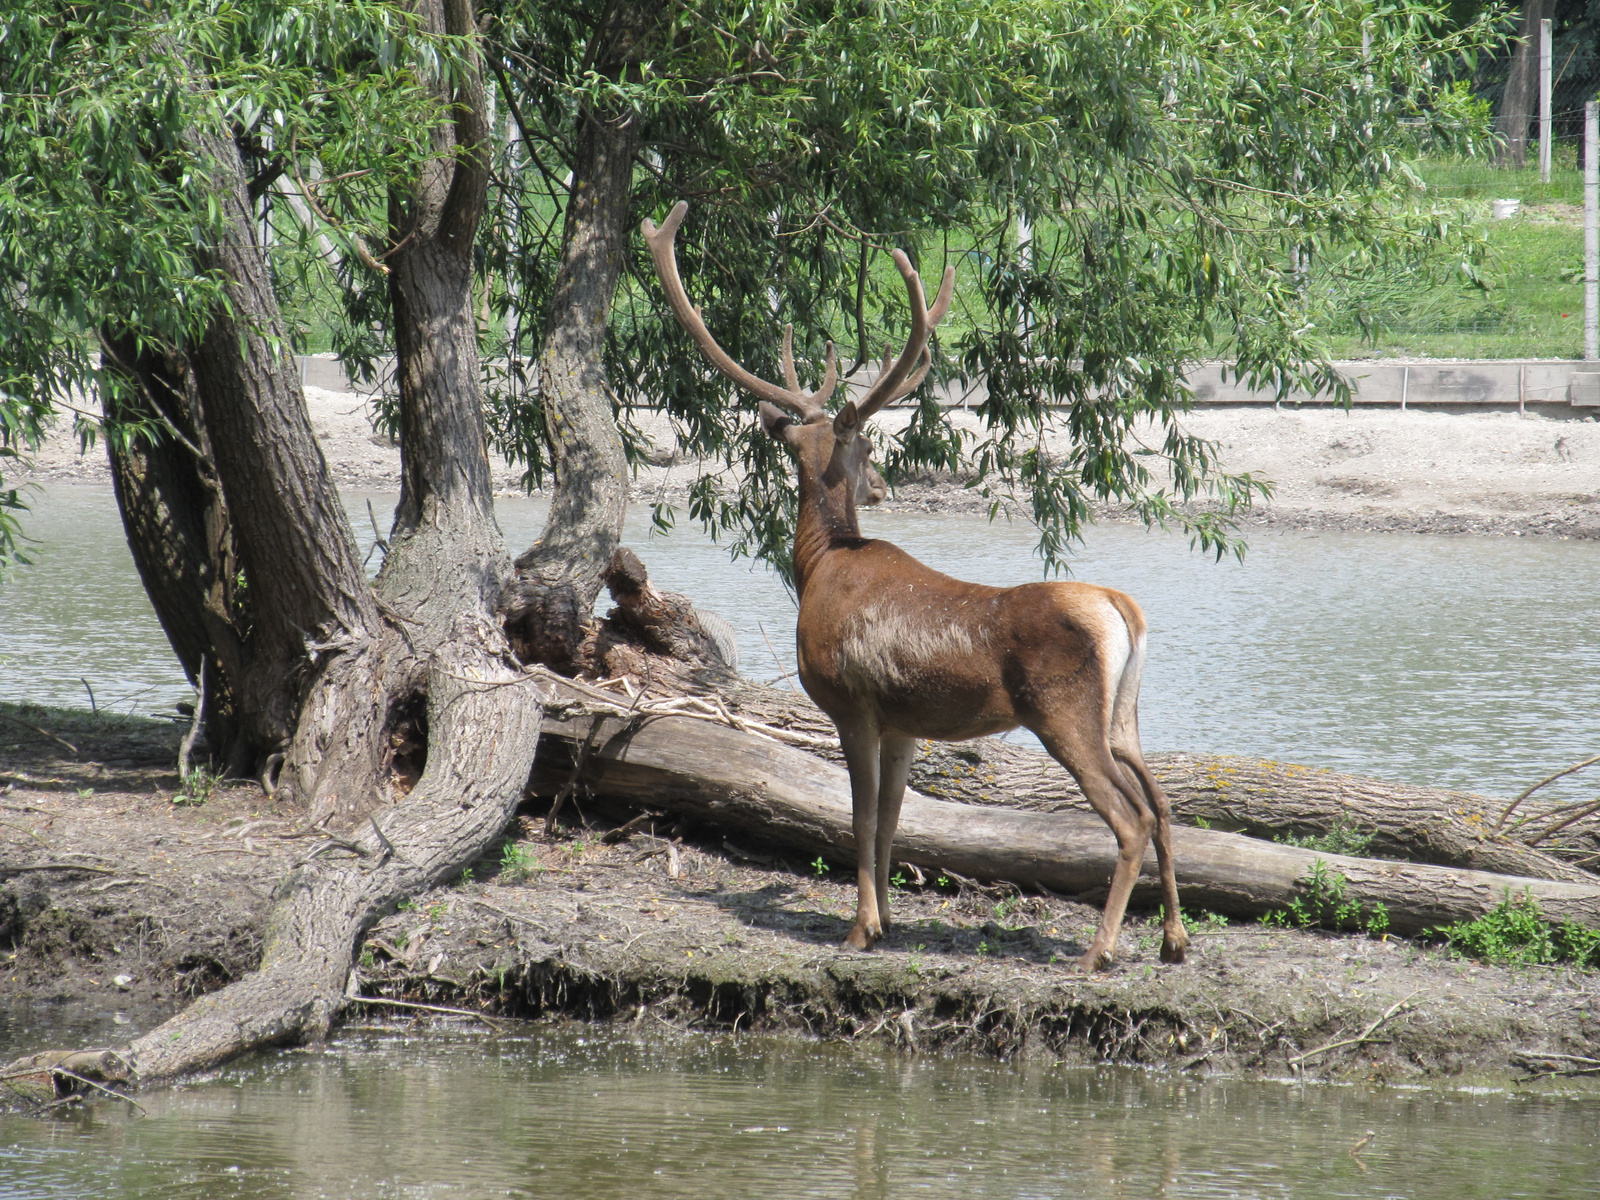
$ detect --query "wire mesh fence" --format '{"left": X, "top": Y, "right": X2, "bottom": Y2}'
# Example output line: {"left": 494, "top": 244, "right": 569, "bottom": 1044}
{"left": 1318, "top": 116, "right": 1591, "bottom": 358}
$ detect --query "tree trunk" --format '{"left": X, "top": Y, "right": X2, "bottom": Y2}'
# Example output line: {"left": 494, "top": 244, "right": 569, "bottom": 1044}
{"left": 704, "top": 681, "right": 1590, "bottom": 884}
{"left": 0, "top": 2, "right": 553, "bottom": 1090}
{"left": 531, "top": 676, "right": 1600, "bottom": 936}
{"left": 1494, "top": 2, "right": 1551, "bottom": 168}
{"left": 126, "top": 640, "right": 547, "bottom": 1084}
{"left": 97, "top": 336, "right": 252, "bottom": 771}
{"left": 183, "top": 119, "right": 387, "bottom": 802}
{"left": 501, "top": 7, "right": 658, "bottom": 670}
{"left": 380, "top": 0, "right": 502, "bottom": 620}
{"left": 1134, "top": 752, "right": 1589, "bottom": 883}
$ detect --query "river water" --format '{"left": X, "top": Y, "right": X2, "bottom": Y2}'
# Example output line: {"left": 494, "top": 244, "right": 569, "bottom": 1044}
{"left": 1, "top": 1016, "right": 1597, "bottom": 1199}
{"left": 5, "top": 483, "right": 1600, "bottom": 801}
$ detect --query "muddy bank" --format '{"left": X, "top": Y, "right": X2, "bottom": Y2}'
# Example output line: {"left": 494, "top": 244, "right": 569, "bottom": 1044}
{"left": 4, "top": 704, "right": 1598, "bottom": 1092}
{"left": 15, "top": 387, "right": 1600, "bottom": 539}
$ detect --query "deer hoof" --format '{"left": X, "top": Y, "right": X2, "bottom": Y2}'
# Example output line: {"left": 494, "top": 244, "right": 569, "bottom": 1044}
{"left": 1075, "top": 947, "right": 1112, "bottom": 974}
{"left": 1160, "top": 937, "right": 1188, "bottom": 965}
{"left": 843, "top": 925, "right": 879, "bottom": 951}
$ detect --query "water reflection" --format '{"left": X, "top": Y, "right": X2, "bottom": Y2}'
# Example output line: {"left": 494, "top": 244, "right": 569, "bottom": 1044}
{"left": 5, "top": 484, "right": 1600, "bottom": 803}
{"left": 1, "top": 1025, "right": 1597, "bottom": 1198}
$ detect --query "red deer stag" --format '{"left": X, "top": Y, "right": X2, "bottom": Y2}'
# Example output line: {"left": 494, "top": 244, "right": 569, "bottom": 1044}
{"left": 641, "top": 202, "right": 1186, "bottom": 971}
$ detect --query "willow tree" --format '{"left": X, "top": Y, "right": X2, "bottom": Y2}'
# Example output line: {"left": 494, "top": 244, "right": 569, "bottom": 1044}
{"left": 1, "top": 0, "right": 1496, "bottom": 1085}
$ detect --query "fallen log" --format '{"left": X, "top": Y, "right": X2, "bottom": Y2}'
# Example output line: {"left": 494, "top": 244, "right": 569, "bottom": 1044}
{"left": 711, "top": 681, "right": 1593, "bottom": 885}
{"left": 535, "top": 677, "right": 1600, "bottom": 937}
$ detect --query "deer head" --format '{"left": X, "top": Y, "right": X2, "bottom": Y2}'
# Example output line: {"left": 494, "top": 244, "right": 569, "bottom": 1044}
{"left": 641, "top": 201, "right": 953, "bottom": 513}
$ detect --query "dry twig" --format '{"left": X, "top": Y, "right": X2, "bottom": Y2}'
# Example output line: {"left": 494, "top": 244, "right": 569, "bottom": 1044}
{"left": 0, "top": 712, "right": 77, "bottom": 756}
{"left": 1289, "top": 992, "right": 1420, "bottom": 1067}
{"left": 349, "top": 994, "right": 511, "bottom": 1030}
{"left": 1497, "top": 754, "right": 1600, "bottom": 833}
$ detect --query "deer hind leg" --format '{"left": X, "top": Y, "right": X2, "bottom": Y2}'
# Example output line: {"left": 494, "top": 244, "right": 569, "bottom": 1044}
{"left": 1114, "top": 748, "right": 1186, "bottom": 963}
{"left": 1109, "top": 639, "right": 1187, "bottom": 964}
{"left": 871, "top": 733, "right": 917, "bottom": 935}
{"left": 1035, "top": 724, "right": 1155, "bottom": 972}
{"left": 838, "top": 723, "right": 886, "bottom": 950}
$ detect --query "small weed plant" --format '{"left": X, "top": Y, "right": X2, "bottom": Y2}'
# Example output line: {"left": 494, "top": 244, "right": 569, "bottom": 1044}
{"left": 992, "top": 894, "right": 1024, "bottom": 928}
{"left": 499, "top": 840, "right": 538, "bottom": 883}
{"left": 1434, "top": 891, "right": 1600, "bottom": 969}
{"left": 1172, "top": 906, "right": 1229, "bottom": 934}
{"left": 1273, "top": 816, "right": 1376, "bottom": 859}
{"left": 174, "top": 768, "right": 219, "bottom": 807}
{"left": 1261, "top": 858, "right": 1390, "bottom": 937}
{"left": 811, "top": 856, "right": 830, "bottom": 876}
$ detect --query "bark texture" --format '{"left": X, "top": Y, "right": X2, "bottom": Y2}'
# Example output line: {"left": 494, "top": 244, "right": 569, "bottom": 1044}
{"left": 289, "top": 0, "right": 512, "bottom": 832}
{"left": 185, "top": 119, "right": 385, "bottom": 799}
{"left": 379, "top": 0, "right": 504, "bottom": 622}
{"left": 502, "top": 6, "right": 657, "bottom": 670}
{"left": 532, "top": 677, "right": 1600, "bottom": 936}
{"left": 128, "top": 639, "right": 547, "bottom": 1084}
{"left": 1494, "top": 2, "right": 1553, "bottom": 168}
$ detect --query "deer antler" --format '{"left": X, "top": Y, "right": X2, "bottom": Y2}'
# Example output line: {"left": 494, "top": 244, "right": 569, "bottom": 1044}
{"left": 851, "top": 250, "right": 955, "bottom": 420}
{"left": 641, "top": 201, "right": 837, "bottom": 418}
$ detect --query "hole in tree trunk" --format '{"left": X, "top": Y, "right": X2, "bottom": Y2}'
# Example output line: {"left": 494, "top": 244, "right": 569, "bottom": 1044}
{"left": 385, "top": 692, "right": 429, "bottom": 797}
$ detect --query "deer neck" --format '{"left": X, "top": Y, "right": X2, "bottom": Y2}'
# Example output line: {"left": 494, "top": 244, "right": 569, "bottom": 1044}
{"left": 792, "top": 454, "right": 862, "bottom": 598}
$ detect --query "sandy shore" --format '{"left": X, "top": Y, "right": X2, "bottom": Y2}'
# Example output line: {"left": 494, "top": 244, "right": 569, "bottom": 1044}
{"left": 17, "top": 387, "right": 1600, "bottom": 539}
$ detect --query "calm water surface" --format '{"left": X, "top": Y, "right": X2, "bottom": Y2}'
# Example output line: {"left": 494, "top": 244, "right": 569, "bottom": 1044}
{"left": 4, "top": 483, "right": 1599, "bottom": 801}
{"left": 1, "top": 1017, "right": 1597, "bottom": 1200}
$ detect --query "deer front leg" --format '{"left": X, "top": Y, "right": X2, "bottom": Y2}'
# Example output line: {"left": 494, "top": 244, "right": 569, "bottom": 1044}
{"left": 872, "top": 734, "right": 917, "bottom": 935}
{"left": 838, "top": 724, "right": 884, "bottom": 949}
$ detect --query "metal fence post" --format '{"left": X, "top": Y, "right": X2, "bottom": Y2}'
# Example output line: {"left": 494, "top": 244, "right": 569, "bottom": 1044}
{"left": 1585, "top": 101, "right": 1598, "bottom": 362}
{"left": 1540, "top": 20, "right": 1553, "bottom": 184}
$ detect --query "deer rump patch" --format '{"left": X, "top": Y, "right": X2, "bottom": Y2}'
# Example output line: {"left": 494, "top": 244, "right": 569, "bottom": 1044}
{"left": 832, "top": 605, "right": 978, "bottom": 693}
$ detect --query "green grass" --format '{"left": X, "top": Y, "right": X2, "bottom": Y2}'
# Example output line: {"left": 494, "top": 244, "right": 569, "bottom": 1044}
{"left": 272, "top": 155, "right": 1592, "bottom": 369}
{"left": 1321, "top": 157, "right": 1587, "bottom": 360}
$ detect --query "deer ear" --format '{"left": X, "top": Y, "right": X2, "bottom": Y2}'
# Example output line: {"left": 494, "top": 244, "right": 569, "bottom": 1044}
{"left": 758, "top": 401, "right": 794, "bottom": 440}
{"left": 832, "top": 400, "right": 861, "bottom": 441}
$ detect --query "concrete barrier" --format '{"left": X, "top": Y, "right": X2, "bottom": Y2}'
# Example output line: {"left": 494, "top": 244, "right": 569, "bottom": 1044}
{"left": 294, "top": 353, "right": 1600, "bottom": 411}
{"left": 1186, "top": 360, "right": 1597, "bottom": 410}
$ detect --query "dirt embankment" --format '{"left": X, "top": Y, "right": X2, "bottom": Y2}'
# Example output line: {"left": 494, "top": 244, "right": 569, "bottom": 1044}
{"left": 17, "top": 386, "right": 1600, "bottom": 538}
{"left": 4, "top": 705, "right": 1598, "bottom": 1092}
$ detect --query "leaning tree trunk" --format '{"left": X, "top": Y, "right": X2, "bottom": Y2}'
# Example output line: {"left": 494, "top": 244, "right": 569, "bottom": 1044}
{"left": 96, "top": 335, "right": 253, "bottom": 771}
{"left": 1494, "top": 1, "right": 1551, "bottom": 168}
{"left": 124, "top": 637, "right": 546, "bottom": 1084}
{"left": 182, "top": 118, "right": 389, "bottom": 805}
{"left": 501, "top": 7, "right": 657, "bottom": 670}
